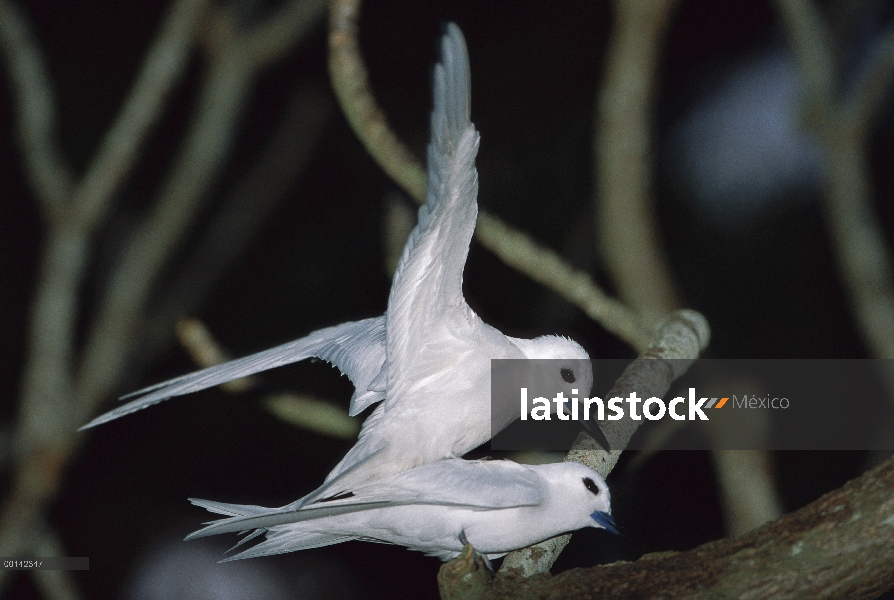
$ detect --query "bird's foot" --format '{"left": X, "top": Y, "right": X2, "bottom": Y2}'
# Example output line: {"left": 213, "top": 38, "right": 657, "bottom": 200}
{"left": 458, "top": 531, "right": 494, "bottom": 576}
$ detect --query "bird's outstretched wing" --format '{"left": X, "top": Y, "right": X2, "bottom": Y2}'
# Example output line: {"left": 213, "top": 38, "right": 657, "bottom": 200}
{"left": 185, "top": 459, "right": 543, "bottom": 539}
{"left": 385, "top": 24, "right": 481, "bottom": 379}
{"left": 81, "top": 317, "right": 386, "bottom": 429}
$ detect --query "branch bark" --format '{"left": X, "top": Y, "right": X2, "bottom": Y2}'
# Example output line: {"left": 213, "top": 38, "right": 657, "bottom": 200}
{"left": 498, "top": 309, "right": 710, "bottom": 576}
{"left": 484, "top": 454, "right": 894, "bottom": 599}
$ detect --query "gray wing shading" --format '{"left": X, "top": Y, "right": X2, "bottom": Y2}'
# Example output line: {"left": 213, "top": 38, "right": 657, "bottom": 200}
{"left": 364, "top": 458, "right": 544, "bottom": 509}
{"left": 81, "top": 316, "right": 386, "bottom": 429}
{"left": 219, "top": 530, "right": 356, "bottom": 562}
{"left": 385, "top": 24, "right": 480, "bottom": 386}
{"left": 185, "top": 497, "right": 393, "bottom": 539}
{"left": 186, "top": 459, "right": 543, "bottom": 539}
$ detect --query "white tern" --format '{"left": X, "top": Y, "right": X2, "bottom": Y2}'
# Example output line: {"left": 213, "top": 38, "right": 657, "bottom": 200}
{"left": 186, "top": 458, "right": 616, "bottom": 561}
{"left": 82, "top": 24, "right": 593, "bottom": 506}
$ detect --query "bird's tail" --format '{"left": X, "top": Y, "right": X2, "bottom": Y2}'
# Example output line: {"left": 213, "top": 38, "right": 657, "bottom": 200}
{"left": 186, "top": 498, "right": 356, "bottom": 561}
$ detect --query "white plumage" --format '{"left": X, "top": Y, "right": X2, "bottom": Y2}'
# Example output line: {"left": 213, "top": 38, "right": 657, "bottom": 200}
{"left": 83, "top": 24, "right": 592, "bottom": 512}
{"left": 187, "top": 459, "right": 615, "bottom": 562}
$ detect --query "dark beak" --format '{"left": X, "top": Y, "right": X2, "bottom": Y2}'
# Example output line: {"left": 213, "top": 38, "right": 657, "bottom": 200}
{"left": 591, "top": 511, "right": 619, "bottom": 535}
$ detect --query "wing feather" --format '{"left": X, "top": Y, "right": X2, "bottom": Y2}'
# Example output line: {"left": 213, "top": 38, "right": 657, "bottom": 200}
{"left": 81, "top": 317, "right": 385, "bottom": 429}
{"left": 385, "top": 24, "right": 480, "bottom": 391}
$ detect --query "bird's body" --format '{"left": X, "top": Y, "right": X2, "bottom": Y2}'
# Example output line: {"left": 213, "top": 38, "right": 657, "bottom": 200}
{"left": 187, "top": 459, "right": 616, "bottom": 561}
{"left": 83, "top": 24, "right": 592, "bottom": 510}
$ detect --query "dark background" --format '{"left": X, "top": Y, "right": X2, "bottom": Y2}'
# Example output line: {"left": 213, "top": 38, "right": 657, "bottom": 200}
{"left": 1, "top": 0, "right": 892, "bottom": 598}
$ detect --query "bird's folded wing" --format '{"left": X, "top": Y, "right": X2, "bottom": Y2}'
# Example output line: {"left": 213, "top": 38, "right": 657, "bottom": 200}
{"left": 81, "top": 317, "right": 386, "bottom": 429}
{"left": 187, "top": 460, "right": 544, "bottom": 538}
{"left": 365, "top": 458, "right": 544, "bottom": 509}
{"left": 385, "top": 24, "right": 481, "bottom": 381}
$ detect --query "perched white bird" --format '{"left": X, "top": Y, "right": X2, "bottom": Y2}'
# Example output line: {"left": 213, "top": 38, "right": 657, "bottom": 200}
{"left": 186, "top": 459, "right": 616, "bottom": 562}
{"left": 82, "top": 24, "right": 592, "bottom": 506}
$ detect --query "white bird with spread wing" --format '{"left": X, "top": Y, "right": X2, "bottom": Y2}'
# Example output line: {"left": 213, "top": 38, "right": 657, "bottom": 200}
{"left": 187, "top": 459, "right": 616, "bottom": 562}
{"left": 82, "top": 24, "right": 592, "bottom": 508}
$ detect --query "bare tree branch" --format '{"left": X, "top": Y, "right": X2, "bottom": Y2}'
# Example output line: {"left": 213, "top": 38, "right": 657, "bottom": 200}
{"left": 711, "top": 450, "right": 783, "bottom": 536}
{"left": 172, "top": 318, "right": 359, "bottom": 439}
{"left": 775, "top": 0, "right": 836, "bottom": 104}
{"left": 594, "top": 0, "right": 680, "bottom": 327}
{"left": 76, "top": 0, "right": 327, "bottom": 415}
{"left": 0, "top": 0, "right": 74, "bottom": 216}
{"left": 141, "top": 83, "right": 332, "bottom": 362}
{"left": 843, "top": 21, "right": 894, "bottom": 133}
{"left": 0, "top": 2, "right": 327, "bottom": 593}
{"left": 70, "top": 0, "right": 207, "bottom": 230}
{"left": 499, "top": 309, "right": 710, "bottom": 576}
{"left": 776, "top": 0, "right": 894, "bottom": 360}
{"left": 30, "top": 521, "right": 84, "bottom": 600}
{"left": 592, "top": 0, "right": 782, "bottom": 563}
{"left": 328, "top": 0, "right": 427, "bottom": 200}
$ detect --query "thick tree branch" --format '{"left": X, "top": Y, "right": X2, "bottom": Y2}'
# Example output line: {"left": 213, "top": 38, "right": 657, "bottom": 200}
{"left": 484, "top": 454, "right": 894, "bottom": 600}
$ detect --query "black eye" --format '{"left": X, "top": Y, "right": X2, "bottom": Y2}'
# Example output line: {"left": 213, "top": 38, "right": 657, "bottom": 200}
{"left": 583, "top": 477, "right": 600, "bottom": 496}
{"left": 561, "top": 368, "right": 575, "bottom": 383}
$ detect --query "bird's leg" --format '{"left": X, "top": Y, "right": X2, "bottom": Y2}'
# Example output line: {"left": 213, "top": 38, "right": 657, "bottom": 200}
{"left": 458, "top": 531, "right": 494, "bottom": 575}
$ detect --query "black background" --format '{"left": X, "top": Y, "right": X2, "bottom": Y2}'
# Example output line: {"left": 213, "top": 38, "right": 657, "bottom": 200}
{"left": 2, "top": 0, "right": 892, "bottom": 598}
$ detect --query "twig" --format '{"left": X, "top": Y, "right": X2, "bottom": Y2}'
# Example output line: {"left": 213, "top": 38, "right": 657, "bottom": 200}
{"left": 0, "top": 0, "right": 208, "bottom": 573}
{"left": 0, "top": 0, "right": 74, "bottom": 215}
{"left": 30, "top": 522, "right": 84, "bottom": 600}
{"left": 141, "top": 83, "right": 332, "bottom": 363}
{"left": 69, "top": 0, "right": 208, "bottom": 231}
{"left": 174, "top": 319, "right": 358, "bottom": 439}
{"left": 500, "top": 309, "right": 710, "bottom": 576}
{"left": 265, "top": 394, "right": 360, "bottom": 440}
{"left": 327, "top": 0, "right": 650, "bottom": 351}
{"left": 328, "top": 0, "right": 427, "bottom": 200}
{"left": 76, "top": 0, "right": 327, "bottom": 415}
{"left": 594, "top": 0, "right": 680, "bottom": 328}
{"left": 776, "top": 0, "right": 894, "bottom": 360}
{"left": 174, "top": 319, "right": 257, "bottom": 393}
{"left": 711, "top": 450, "right": 783, "bottom": 536}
